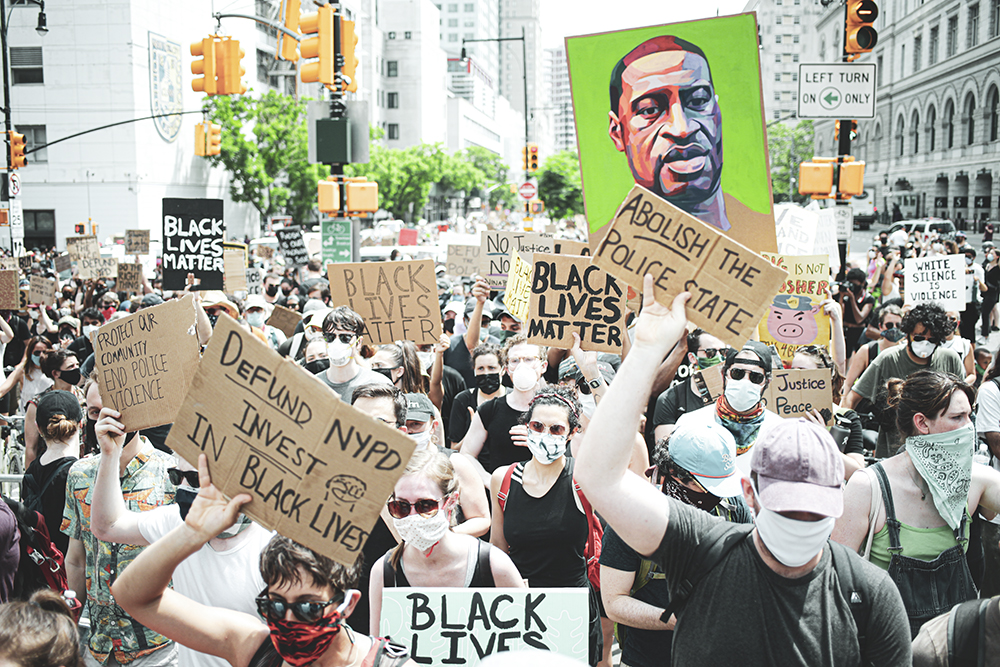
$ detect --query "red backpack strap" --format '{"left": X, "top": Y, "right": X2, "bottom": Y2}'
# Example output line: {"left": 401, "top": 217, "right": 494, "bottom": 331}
{"left": 573, "top": 479, "right": 604, "bottom": 590}
{"left": 496, "top": 463, "right": 517, "bottom": 512}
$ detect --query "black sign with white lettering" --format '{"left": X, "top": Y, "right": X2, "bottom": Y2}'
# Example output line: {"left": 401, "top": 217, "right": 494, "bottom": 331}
{"left": 974, "top": 196, "right": 989, "bottom": 209}
{"left": 276, "top": 228, "right": 310, "bottom": 269}
{"left": 934, "top": 197, "right": 947, "bottom": 208}
{"left": 953, "top": 196, "right": 968, "bottom": 208}
{"left": 162, "top": 198, "right": 225, "bottom": 290}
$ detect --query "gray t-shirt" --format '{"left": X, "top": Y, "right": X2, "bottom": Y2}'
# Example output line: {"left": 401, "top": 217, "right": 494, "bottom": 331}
{"left": 652, "top": 499, "right": 911, "bottom": 666}
{"left": 320, "top": 366, "right": 392, "bottom": 402}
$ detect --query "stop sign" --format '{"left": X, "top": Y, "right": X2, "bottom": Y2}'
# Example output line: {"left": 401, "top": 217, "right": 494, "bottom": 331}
{"left": 518, "top": 182, "right": 537, "bottom": 200}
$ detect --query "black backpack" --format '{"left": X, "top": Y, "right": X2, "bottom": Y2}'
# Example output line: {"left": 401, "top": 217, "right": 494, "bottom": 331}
{"left": 946, "top": 597, "right": 996, "bottom": 667}
{"left": 1, "top": 495, "right": 69, "bottom": 599}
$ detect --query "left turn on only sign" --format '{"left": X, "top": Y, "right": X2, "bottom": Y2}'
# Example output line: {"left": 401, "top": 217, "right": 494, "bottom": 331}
{"left": 797, "top": 63, "right": 876, "bottom": 119}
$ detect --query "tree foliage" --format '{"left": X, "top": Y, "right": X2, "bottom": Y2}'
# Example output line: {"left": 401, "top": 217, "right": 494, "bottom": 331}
{"left": 768, "top": 120, "right": 815, "bottom": 205}
{"left": 536, "top": 150, "right": 584, "bottom": 221}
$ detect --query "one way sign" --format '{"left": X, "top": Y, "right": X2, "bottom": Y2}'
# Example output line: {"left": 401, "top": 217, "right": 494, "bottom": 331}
{"left": 797, "top": 63, "right": 876, "bottom": 119}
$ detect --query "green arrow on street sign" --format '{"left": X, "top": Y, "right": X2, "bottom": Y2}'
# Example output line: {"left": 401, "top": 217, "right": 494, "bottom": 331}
{"left": 824, "top": 91, "right": 839, "bottom": 105}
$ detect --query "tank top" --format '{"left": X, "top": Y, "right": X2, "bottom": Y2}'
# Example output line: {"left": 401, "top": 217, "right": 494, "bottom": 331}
{"left": 476, "top": 396, "right": 530, "bottom": 473}
{"left": 502, "top": 457, "right": 587, "bottom": 588}
{"left": 869, "top": 509, "right": 972, "bottom": 571}
{"left": 381, "top": 538, "right": 496, "bottom": 588}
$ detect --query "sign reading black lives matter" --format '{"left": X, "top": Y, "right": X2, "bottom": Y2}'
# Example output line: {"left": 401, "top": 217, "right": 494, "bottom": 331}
{"left": 276, "top": 228, "right": 310, "bottom": 269}
{"left": 162, "top": 198, "right": 225, "bottom": 290}
{"left": 166, "top": 316, "right": 417, "bottom": 565}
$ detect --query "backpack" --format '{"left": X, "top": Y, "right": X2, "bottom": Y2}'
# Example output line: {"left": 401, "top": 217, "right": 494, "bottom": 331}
{"left": 496, "top": 461, "right": 603, "bottom": 590}
{"left": 946, "top": 597, "right": 995, "bottom": 667}
{"left": 612, "top": 555, "right": 666, "bottom": 644}
{"left": 1, "top": 495, "right": 69, "bottom": 599}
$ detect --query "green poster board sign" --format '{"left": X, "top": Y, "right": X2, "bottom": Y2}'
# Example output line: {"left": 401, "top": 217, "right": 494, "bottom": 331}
{"left": 322, "top": 218, "right": 352, "bottom": 264}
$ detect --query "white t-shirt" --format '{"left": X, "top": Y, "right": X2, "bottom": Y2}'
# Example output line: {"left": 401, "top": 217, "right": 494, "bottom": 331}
{"left": 137, "top": 505, "right": 273, "bottom": 667}
{"left": 941, "top": 336, "right": 971, "bottom": 364}
{"left": 965, "top": 262, "right": 985, "bottom": 303}
{"left": 675, "top": 403, "right": 783, "bottom": 477}
{"left": 888, "top": 228, "right": 909, "bottom": 247}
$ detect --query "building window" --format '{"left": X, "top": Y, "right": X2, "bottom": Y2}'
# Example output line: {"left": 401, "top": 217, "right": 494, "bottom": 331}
{"left": 965, "top": 93, "right": 976, "bottom": 144}
{"left": 945, "top": 99, "right": 955, "bottom": 147}
{"left": 448, "top": 18, "right": 457, "bottom": 26}
{"left": 464, "top": 2, "right": 474, "bottom": 10}
{"left": 10, "top": 47, "right": 42, "bottom": 84}
{"left": 775, "top": 72, "right": 781, "bottom": 82}
{"left": 793, "top": 34, "right": 800, "bottom": 43}
{"left": 877, "top": 54, "right": 883, "bottom": 85}
{"left": 388, "top": 31, "right": 396, "bottom": 39}
{"left": 969, "top": 3, "right": 980, "bottom": 47}
{"left": 900, "top": 44, "right": 905, "bottom": 78}
{"left": 928, "top": 105, "right": 937, "bottom": 150}
{"left": 387, "top": 92, "right": 399, "bottom": 108}
{"left": 776, "top": 15, "right": 782, "bottom": 24}
{"left": 792, "top": 72, "right": 798, "bottom": 82}
{"left": 947, "top": 15, "right": 958, "bottom": 56}
{"left": 911, "top": 111, "right": 920, "bottom": 153}
{"left": 793, "top": 54, "right": 800, "bottom": 62}
{"left": 794, "top": 15, "right": 800, "bottom": 24}
{"left": 992, "top": 0, "right": 1000, "bottom": 37}
{"left": 929, "top": 26, "right": 939, "bottom": 64}
{"left": 447, "top": 3, "right": 457, "bottom": 11}
{"left": 388, "top": 124, "right": 399, "bottom": 140}
{"left": 387, "top": 61, "right": 398, "bottom": 77}
{"left": 23, "top": 210, "right": 54, "bottom": 234}
{"left": 913, "top": 36, "right": 922, "bottom": 71}
{"left": 255, "top": 49, "right": 276, "bottom": 87}
{"left": 775, "top": 53, "right": 782, "bottom": 63}
{"left": 464, "top": 20, "right": 474, "bottom": 27}
{"left": 775, "top": 34, "right": 782, "bottom": 43}
{"left": 404, "top": 31, "right": 412, "bottom": 39}
{"left": 896, "top": 116, "right": 905, "bottom": 156}
{"left": 989, "top": 86, "right": 999, "bottom": 141}
{"left": 448, "top": 33, "right": 458, "bottom": 42}
{"left": 774, "top": 110, "right": 782, "bottom": 120}
{"left": 16, "top": 125, "right": 45, "bottom": 163}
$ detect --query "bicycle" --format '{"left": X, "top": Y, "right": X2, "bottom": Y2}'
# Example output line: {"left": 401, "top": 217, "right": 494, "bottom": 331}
{"left": 0, "top": 414, "right": 26, "bottom": 500}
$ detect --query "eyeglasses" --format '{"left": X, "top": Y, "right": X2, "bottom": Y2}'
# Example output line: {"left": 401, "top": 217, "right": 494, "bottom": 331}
{"left": 255, "top": 591, "right": 347, "bottom": 623}
{"left": 167, "top": 468, "right": 200, "bottom": 487}
{"left": 697, "top": 347, "right": 731, "bottom": 359}
{"left": 507, "top": 356, "right": 539, "bottom": 367}
{"left": 323, "top": 333, "right": 355, "bottom": 345}
{"left": 911, "top": 335, "right": 942, "bottom": 345}
{"left": 728, "top": 368, "right": 766, "bottom": 385}
{"left": 881, "top": 323, "right": 898, "bottom": 330}
{"left": 527, "top": 420, "right": 568, "bottom": 436}
{"left": 386, "top": 496, "right": 445, "bottom": 519}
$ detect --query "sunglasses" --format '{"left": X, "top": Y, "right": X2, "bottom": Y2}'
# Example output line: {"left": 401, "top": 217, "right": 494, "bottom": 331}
{"left": 255, "top": 590, "right": 349, "bottom": 623}
{"left": 911, "top": 335, "right": 942, "bottom": 345}
{"left": 323, "top": 333, "right": 355, "bottom": 345}
{"left": 167, "top": 468, "right": 200, "bottom": 487}
{"left": 527, "top": 420, "right": 568, "bottom": 436}
{"left": 698, "top": 347, "right": 731, "bottom": 359}
{"left": 728, "top": 368, "right": 766, "bottom": 385}
{"left": 386, "top": 496, "right": 445, "bottom": 519}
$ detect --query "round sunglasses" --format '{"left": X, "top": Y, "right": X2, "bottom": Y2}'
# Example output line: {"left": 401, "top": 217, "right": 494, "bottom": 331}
{"left": 386, "top": 496, "right": 446, "bottom": 519}
{"left": 728, "top": 368, "right": 766, "bottom": 385}
{"left": 527, "top": 420, "right": 568, "bottom": 436}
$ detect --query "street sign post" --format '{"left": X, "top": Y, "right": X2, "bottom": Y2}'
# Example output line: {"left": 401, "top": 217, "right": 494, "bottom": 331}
{"left": 797, "top": 63, "right": 877, "bottom": 119}
{"left": 518, "top": 181, "right": 537, "bottom": 201}
{"left": 321, "top": 217, "right": 353, "bottom": 264}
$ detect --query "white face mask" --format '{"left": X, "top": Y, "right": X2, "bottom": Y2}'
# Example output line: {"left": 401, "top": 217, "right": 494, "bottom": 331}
{"left": 392, "top": 509, "right": 450, "bottom": 552}
{"left": 28, "top": 310, "right": 39, "bottom": 320}
{"left": 410, "top": 428, "right": 432, "bottom": 450}
{"left": 525, "top": 431, "right": 566, "bottom": 464}
{"left": 753, "top": 489, "right": 836, "bottom": 567}
{"left": 868, "top": 250, "right": 876, "bottom": 259}
{"left": 511, "top": 364, "right": 539, "bottom": 391}
{"left": 417, "top": 351, "right": 434, "bottom": 372}
{"left": 326, "top": 340, "right": 353, "bottom": 367}
{"left": 724, "top": 377, "right": 763, "bottom": 413}
{"left": 246, "top": 312, "right": 265, "bottom": 328}
{"left": 966, "top": 256, "right": 974, "bottom": 266}
{"left": 82, "top": 324, "right": 98, "bottom": 338}
{"left": 910, "top": 339, "right": 937, "bottom": 359}
{"left": 579, "top": 393, "right": 597, "bottom": 420}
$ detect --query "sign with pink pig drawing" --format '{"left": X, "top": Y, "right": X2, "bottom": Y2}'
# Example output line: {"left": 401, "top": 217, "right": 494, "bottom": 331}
{"left": 757, "top": 254, "right": 831, "bottom": 364}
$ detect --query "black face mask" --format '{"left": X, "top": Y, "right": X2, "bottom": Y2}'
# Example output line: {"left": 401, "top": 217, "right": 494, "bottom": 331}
{"left": 59, "top": 367, "right": 82, "bottom": 386}
{"left": 265, "top": 284, "right": 279, "bottom": 297}
{"left": 175, "top": 487, "right": 199, "bottom": 520}
{"left": 475, "top": 373, "right": 501, "bottom": 394}
{"left": 304, "top": 358, "right": 330, "bottom": 375}
{"left": 372, "top": 367, "right": 398, "bottom": 382}
{"left": 661, "top": 476, "right": 721, "bottom": 512}
{"left": 281, "top": 287, "right": 292, "bottom": 296}
{"left": 85, "top": 418, "right": 97, "bottom": 454}
{"left": 207, "top": 313, "right": 219, "bottom": 328}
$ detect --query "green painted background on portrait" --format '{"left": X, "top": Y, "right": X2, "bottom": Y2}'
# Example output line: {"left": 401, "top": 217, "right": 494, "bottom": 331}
{"left": 566, "top": 13, "right": 773, "bottom": 236}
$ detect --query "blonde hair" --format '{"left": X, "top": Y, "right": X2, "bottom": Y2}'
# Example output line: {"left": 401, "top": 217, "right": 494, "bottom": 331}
{"left": 389, "top": 448, "right": 458, "bottom": 568}
{"left": 0, "top": 589, "right": 83, "bottom": 667}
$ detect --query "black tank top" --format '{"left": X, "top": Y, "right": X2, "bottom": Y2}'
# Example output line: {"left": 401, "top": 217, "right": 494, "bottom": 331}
{"left": 503, "top": 457, "right": 588, "bottom": 588}
{"left": 477, "top": 395, "right": 530, "bottom": 473}
{"left": 382, "top": 538, "right": 496, "bottom": 588}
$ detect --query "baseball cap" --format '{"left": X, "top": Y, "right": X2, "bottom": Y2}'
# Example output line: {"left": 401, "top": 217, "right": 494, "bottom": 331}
{"left": 465, "top": 298, "right": 493, "bottom": 320}
{"left": 140, "top": 293, "right": 165, "bottom": 308}
{"left": 668, "top": 421, "right": 743, "bottom": 498}
{"left": 35, "top": 389, "right": 83, "bottom": 432}
{"left": 724, "top": 340, "right": 774, "bottom": 374}
{"left": 57, "top": 315, "right": 80, "bottom": 330}
{"left": 443, "top": 300, "right": 465, "bottom": 318}
{"left": 750, "top": 418, "right": 845, "bottom": 518}
{"left": 404, "top": 393, "right": 435, "bottom": 423}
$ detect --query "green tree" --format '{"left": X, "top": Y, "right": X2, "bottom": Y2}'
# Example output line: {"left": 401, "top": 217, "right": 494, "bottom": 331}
{"left": 536, "top": 150, "right": 584, "bottom": 220}
{"left": 346, "top": 143, "right": 447, "bottom": 219}
{"left": 205, "top": 90, "right": 328, "bottom": 226}
{"left": 462, "top": 146, "right": 516, "bottom": 210}
{"left": 768, "top": 120, "right": 815, "bottom": 205}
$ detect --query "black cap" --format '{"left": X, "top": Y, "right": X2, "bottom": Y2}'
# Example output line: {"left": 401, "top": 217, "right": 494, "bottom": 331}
{"left": 724, "top": 340, "right": 774, "bottom": 375}
{"left": 35, "top": 389, "right": 83, "bottom": 432}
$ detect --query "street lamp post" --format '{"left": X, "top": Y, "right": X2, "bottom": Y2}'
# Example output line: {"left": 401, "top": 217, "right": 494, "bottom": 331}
{"left": 0, "top": 0, "right": 47, "bottom": 182}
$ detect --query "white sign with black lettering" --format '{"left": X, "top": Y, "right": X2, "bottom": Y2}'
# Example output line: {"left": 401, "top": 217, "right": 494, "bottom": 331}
{"left": 797, "top": 63, "right": 877, "bottom": 119}
{"left": 904, "top": 254, "right": 965, "bottom": 312}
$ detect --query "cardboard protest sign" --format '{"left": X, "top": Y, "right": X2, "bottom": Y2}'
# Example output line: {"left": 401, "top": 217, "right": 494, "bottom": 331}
{"left": 223, "top": 246, "right": 248, "bottom": 292}
{"left": 379, "top": 588, "right": 588, "bottom": 665}
{"left": 276, "top": 228, "right": 310, "bottom": 268}
{"left": 28, "top": 275, "right": 57, "bottom": 306}
{"left": 566, "top": 13, "right": 776, "bottom": 253}
{"left": 904, "top": 254, "right": 964, "bottom": 312}
{"left": 762, "top": 368, "right": 833, "bottom": 421}
{"left": 54, "top": 253, "right": 72, "bottom": 275}
{"left": 94, "top": 294, "right": 201, "bottom": 432}
{"left": 246, "top": 268, "right": 263, "bottom": 296}
{"left": 66, "top": 235, "right": 100, "bottom": 260}
{"left": 479, "top": 231, "right": 553, "bottom": 289}
{"left": 162, "top": 198, "right": 225, "bottom": 290}
{"left": 503, "top": 251, "right": 533, "bottom": 322}
{"left": 774, "top": 205, "right": 839, "bottom": 273}
{"left": 125, "top": 229, "right": 150, "bottom": 254}
{"left": 592, "top": 186, "right": 787, "bottom": 348}
{"left": 757, "top": 254, "right": 831, "bottom": 363}
{"left": 326, "top": 260, "right": 442, "bottom": 345}
{"left": 553, "top": 239, "right": 590, "bottom": 256}
{"left": 266, "top": 305, "right": 302, "bottom": 339}
{"left": 78, "top": 257, "right": 118, "bottom": 280}
{"left": 257, "top": 244, "right": 275, "bottom": 261}
{"left": 0, "top": 258, "right": 17, "bottom": 271}
{"left": 116, "top": 263, "right": 144, "bottom": 294}
{"left": 446, "top": 244, "right": 480, "bottom": 278}
{"left": 526, "top": 253, "right": 625, "bottom": 353}
{"left": 17, "top": 255, "right": 31, "bottom": 271}
{"left": 692, "top": 363, "right": 725, "bottom": 401}
{"left": 166, "top": 316, "right": 417, "bottom": 566}
{"left": 398, "top": 228, "right": 418, "bottom": 246}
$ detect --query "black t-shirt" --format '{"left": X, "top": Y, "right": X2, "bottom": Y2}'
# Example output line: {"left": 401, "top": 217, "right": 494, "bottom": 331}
{"left": 21, "top": 455, "right": 75, "bottom": 555}
{"left": 652, "top": 378, "right": 712, "bottom": 429}
{"left": 443, "top": 334, "right": 475, "bottom": 388}
{"left": 476, "top": 395, "right": 530, "bottom": 473}
{"left": 439, "top": 365, "right": 466, "bottom": 445}
{"left": 68, "top": 335, "right": 93, "bottom": 363}
{"left": 348, "top": 515, "right": 397, "bottom": 634}
{"left": 450, "top": 388, "right": 478, "bottom": 446}
{"left": 3, "top": 315, "right": 30, "bottom": 367}
{"left": 843, "top": 293, "right": 876, "bottom": 328}
{"left": 652, "top": 499, "right": 912, "bottom": 666}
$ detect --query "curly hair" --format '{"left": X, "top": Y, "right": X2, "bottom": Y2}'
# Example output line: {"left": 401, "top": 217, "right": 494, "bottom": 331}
{"left": 499, "top": 333, "right": 547, "bottom": 366}
{"left": 259, "top": 534, "right": 363, "bottom": 593}
{"left": 900, "top": 303, "right": 952, "bottom": 342}
{"left": 651, "top": 436, "right": 695, "bottom": 485}
{"left": 521, "top": 384, "right": 581, "bottom": 433}
{"left": 885, "top": 370, "right": 974, "bottom": 438}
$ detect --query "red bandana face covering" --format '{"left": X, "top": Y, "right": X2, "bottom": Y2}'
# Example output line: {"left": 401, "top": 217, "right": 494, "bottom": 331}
{"left": 265, "top": 598, "right": 352, "bottom": 666}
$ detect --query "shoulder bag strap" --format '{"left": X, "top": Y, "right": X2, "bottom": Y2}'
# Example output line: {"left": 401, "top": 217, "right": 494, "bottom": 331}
{"left": 860, "top": 466, "right": 882, "bottom": 560}
{"left": 871, "top": 462, "right": 903, "bottom": 554}
{"left": 476, "top": 539, "right": 495, "bottom": 587}
{"left": 496, "top": 463, "right": 517, "bottom": 512}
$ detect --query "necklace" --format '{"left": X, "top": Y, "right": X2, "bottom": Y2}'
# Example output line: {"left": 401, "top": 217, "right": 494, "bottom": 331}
{"left": 906, "top": 462, "right": 928, "bottom": 501}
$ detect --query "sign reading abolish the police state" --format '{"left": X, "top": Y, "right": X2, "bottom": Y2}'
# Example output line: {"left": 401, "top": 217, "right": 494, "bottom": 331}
{"left": 761, "top": 368, "right": 833, "bottom": 421}
{"left": 904, "top": 254, "right": 965, "bottom": 312}
{"left": 276, "top": 228, "right": 310, "bottom": 268}
{"left": 94, "top": 294, "right": 202, "bottom": 432}
{"left": 162, "top": 198, "right": 225, "bottom": 290}
{"left": 66, "top": 235, "right": 100, "bottom": 261}
{"left": 480, "top": 231, "right": 553, "bottom": 289}
{"left": 125, "top": 229, "right": 150, "bottom": 255}
{"left": 379, "top": 588, "right": 588, "bottom": 666}
{"left": 326, "top": 259, "right": 442, "bottom": 345}
{"left": 592, "top": 186, "right": 787, "bottom": 348}
{"left": 78, "top": 257, "right": 118, "bottom": 280}
{"left": 167, "top": 316, "right": 416, "bottom": 566}
{"left": 527, "top": 253, "right": 625, "bottom": 353}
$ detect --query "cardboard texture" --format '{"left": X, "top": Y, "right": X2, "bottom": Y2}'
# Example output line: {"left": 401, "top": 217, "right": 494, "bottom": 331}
{"left": 566, "top": 13, "right": 776, "bottom": 253}
{"left": 379, "top": 588, "right": 588, "bottom": 665}
{"left": 266, "top": 305, "right": 302, "bottom": 339}
{"left": 257, "top": 245, "right": 275, "bottom": 260}
{"left": 28, "top": 275, "right": 57, "bottom": 306}
{"left": 479, "top": 231, "right": 553, "bottom": 289}
{"left": 553, "top": 239, "right": 590, "bottom": 256}
{"left": 502, "top": 251, "right": 533, "bottom": 322}
{"left": 162, "top": 198, "right": 225, "bottom": 290}
{"left": 276, "top": 228, "right": 310, "bottom": 268}
{"left": 445, "top": 244, "right": 480, "bottom": 278}
{"left": 526, "top": 253, "right": 625, "bottom": 353}
{"left": 125, "top": 229, "right": 150, "bottom": 255}
{"left": 757, "top": 254, "right": 831, "bottom": 363}
{"left": 692, "top": 363, "right": 725, "bottom": 401}
{"left": 54, "top": 254, "right": 72, "bottom": 274}
{"left": 326, "top": 260, "right": 442, "bottom": 345}
{"left": 224, "top": 248, "right": 248, "bottom": 292}
{"left": 592, "top": 186, "right": 787, "bottom": 348}
{"left": 904, "top": 254, "right": 965, "bottom": 312}
{"left": 246, "top": 268, "right": 263, "bottom": 296}
{"left": 0, "top": 270, "right": 20, "bottom": 310}
{"left": 762, "top": 368, "right": 833, "bottom": 420}
{"left": 66, "top": 235, "right": 100, "bottom": 260}
{"left": 0, "top": 258, "right": 17, "bottom": 271}
{"left": 116, "top": 264, "right": 144, "bottom": 294}
{"left": 94, "top": 294, "right": 201, "bottom": 432}
{"left": 17, "top": 256, "right": 31, "bottom": 271}
{"left": 78, "top": 257, "right": 118, "bottom": 280}
{"left": 166, "top": 316, "right": 417, "bottom": 566}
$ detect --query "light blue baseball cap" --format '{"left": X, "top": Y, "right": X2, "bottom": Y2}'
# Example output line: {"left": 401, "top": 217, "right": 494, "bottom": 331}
{"left": 669, "top": 421, "right": 743, "bottom": 498}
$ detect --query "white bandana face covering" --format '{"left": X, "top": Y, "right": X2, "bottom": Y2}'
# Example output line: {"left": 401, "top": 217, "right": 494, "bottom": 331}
{"left": 525, "top": 431, "right": 566, "bottom": 464}
{"left": 905, "top": 423, "right": 975, "bottom": 532}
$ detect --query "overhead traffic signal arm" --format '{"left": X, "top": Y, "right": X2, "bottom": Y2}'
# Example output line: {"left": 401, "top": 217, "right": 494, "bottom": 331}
{"left": 844, "top": 0, "right": 878, "bottom": 59}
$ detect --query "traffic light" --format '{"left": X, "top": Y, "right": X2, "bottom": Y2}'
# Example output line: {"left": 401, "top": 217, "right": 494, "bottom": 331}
{"left": 278, "top": 0, "right": 300, "bottom": 62}
{"left": 345, "top": 177, "right": 378, "bottom": 213}
{"left": 839, "top": 161, "right": 866, "bottom": 196}
{"left": 521, "top": 146, "right": 528, "bottom": 171}
{"left": 844, "top": 0, "right": 878, "bottom": 58}
{"left": 340, "top": 18, "right": 359, "bottom": 93}
{"left": 8, "top": 131, "right": 26, "bottom": 169}
{"left": 798, "top": 161, "right": 835, "bottom": 198}
{"left": 194, "top": 123, "right": 206, "bottom": 156}
{"left": 218, "top": 37, "right": 247, "bottom": 95}
{"left": 191, "top": 37, "right": 218, "bottom": 95}
{"left": 527, "top": 144, "right": 539, "bottom": 172}
{"left": 74, "top": 224, "right": 85, "bottom": 234}
{"left": 194, "top": 122, "right": 222, "bottom": 156}
{"left": 835, "top": 120, "right": 858, "bottom": 142}
{"left": 300, "top": 4, "right": 335, "bottom": 86}
{"left": 318, "top": 178, "right": 340, "bottom": 213}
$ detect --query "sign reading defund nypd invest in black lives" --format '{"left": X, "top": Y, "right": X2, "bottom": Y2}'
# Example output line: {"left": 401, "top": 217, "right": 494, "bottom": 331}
{"left": 162, "top": 198, "right": 225, "bottom": 290}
